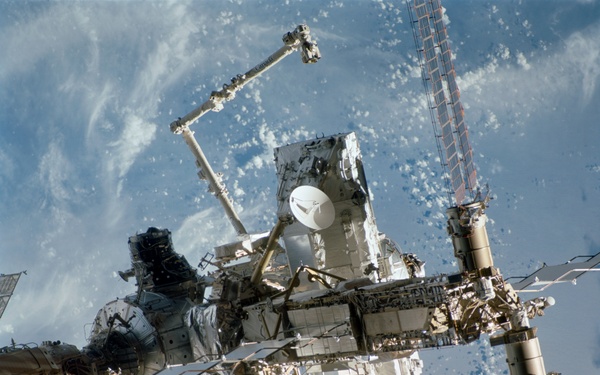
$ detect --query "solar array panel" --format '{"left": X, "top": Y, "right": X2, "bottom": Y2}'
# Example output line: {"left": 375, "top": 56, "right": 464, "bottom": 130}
{"left": 0, "top": 272, "right": 22, "bottom": 320}
{"left": 409, "top": 0, "right": 477, "bottom": 205}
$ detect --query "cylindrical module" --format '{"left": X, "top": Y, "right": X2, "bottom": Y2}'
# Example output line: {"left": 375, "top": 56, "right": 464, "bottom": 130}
{"left": 446, "top": 201, "right": 493, "bottom": 273}
{"left": 505, "top": 337, "right": 546, "bottom": 375}
{"left": 491, "top": 327, "right": 547, "bottom": 375}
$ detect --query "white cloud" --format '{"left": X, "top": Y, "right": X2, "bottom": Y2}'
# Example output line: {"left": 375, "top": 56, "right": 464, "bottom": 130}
{"left": 173, "top": 206, "right": 237, "bottom": 260}
{"left": 0, "top": 323, "right": 14, "bottom": 336}
{"left": 107, "top": 114, "right": 157, "bottom": 194}
{"left": 456, "top": 20, "right": 600, "bottom": 132}
{"left": 38, "top": 140, "right": 73, "bottom": 208}
{"left": 562, "top": 25, "right": 600, "bottom": 103}
{"left": 515, "top": 52, "right": 531, "bottom": 70}
{"left": 84, "top": 82, "right": 116, "bottom": 144}
{"left": 0, "top": 148, "right": 15, "bottom": 186}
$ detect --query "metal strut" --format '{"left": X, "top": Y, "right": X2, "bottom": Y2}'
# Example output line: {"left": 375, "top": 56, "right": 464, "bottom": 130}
{"left": 170, "top": 25, "right": 320, "bottom": 236}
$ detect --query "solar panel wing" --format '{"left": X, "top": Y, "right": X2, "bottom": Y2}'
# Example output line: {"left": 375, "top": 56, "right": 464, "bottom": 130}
{"left": 0, "top": 272, "right": 22, "bottom": 319}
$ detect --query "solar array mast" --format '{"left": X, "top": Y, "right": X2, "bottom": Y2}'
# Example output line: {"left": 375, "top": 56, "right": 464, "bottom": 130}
{"left": 407, "top": 3, "right": 555, "bottom": 374}
{"left": 408, "top": 0, "right": 477, "bottom": 206}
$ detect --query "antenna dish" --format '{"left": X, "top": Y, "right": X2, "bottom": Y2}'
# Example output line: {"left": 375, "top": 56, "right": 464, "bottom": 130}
{"left": 289, "top": 186, "right": 335, "bottom": 230}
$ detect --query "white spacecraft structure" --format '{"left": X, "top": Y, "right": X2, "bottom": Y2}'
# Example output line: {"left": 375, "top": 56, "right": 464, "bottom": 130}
{"left": 1, "top": 2, "right": 599, "bottom": 375}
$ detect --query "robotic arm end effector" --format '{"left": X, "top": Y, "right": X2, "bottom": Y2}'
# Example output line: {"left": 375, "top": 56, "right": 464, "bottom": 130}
{"left": 284, "top": 24, "right": 321, "bottom": 64}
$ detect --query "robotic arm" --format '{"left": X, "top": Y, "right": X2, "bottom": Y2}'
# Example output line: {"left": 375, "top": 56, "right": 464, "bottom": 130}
{"left": 170, "top": 24, "right": 320, "bottom": 134}
{"left": 169, "top": 25, "right": 320, "bottom": 237}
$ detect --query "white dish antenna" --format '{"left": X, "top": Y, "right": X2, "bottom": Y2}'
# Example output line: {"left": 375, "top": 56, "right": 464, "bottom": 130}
{"left": 289, "top": 186, "right": 335, "bottom": 230}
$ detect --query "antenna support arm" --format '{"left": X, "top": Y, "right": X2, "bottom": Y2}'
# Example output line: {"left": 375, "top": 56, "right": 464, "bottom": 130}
{"left": 250, "top": 216, "right": 290, "bottom": 285}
